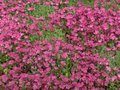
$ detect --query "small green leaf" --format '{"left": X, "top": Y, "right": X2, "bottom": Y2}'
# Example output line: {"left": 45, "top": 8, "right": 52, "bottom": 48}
{"left": 26, "top": 4, "right": 54, "bottom": 17}
{"left": 0, "top": 54, "right": 10, "bottom": 63}
{"left": 29, "top": 34, "right": 40, "bottom": 43}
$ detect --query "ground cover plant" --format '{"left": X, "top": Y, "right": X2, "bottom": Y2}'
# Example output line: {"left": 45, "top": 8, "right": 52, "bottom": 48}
{"left": 0, "top": 0, "right": 120, "bottom": 90}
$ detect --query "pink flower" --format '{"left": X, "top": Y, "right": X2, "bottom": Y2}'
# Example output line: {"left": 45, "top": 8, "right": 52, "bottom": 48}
{"left": 61, "top": 52, "right": 68, "bottom": 58}
{"left": 112, "top": 76, "right": 117, "bottom": 81}
{"left": 60, "top": 61, "right": 66, "bottom": 66}
{"left": 28, "top": 7, "right": 34, "bottom": 11}
{"left": 1, "top": 75, "right": 8, "bottom": 82}
{"left": 117, "top": 74, "right": 120, "bottom": 78}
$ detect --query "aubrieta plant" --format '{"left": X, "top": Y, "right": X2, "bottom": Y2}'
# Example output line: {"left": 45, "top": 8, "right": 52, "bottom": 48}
{"left": 0, "top": 0, "right": 120, "bottom": 90}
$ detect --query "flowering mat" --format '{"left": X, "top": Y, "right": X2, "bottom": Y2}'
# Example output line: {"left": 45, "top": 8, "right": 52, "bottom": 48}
{"left": 0, "top": 0, "right": 120, "bottom": 90}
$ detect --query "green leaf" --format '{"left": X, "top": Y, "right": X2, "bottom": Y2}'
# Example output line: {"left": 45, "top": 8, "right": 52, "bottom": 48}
{"left": 0, "top": 54, "right": 10, "bottom": 64}
{"left": 43, "top": 28, "right": 65, "bottom": 41}
{"left": 29, "top": 34, "right": 40, "bottom": 43}
{"left": 26, "top": 4, "right": 54, "bottom": 17}
{"left": 69, "top": 0, "right": 79, "bottom": 6}
{"left": 62, "top": 57, "right": 73, "bottom": 77}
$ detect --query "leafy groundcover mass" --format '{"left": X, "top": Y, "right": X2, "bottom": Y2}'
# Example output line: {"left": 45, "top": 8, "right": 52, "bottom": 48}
{"left": 0, "top": 0, "right": 120, "bottom": 90}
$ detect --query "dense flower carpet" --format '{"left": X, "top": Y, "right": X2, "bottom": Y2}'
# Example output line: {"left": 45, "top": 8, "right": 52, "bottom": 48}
{"left": 0, "top": 0, "right": 120, "bottom": 90}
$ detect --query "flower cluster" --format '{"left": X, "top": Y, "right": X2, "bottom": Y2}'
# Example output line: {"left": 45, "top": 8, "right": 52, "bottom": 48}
{"left": 0, "top": 39, "right": 112, "bottom": 89}
{"left": 49, "top": 3, "right": 120, "bottom": 49}
{"left": 0, "top": 0, "right": 120, "bottom": 90}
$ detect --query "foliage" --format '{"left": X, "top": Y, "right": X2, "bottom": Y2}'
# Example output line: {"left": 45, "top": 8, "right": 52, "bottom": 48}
{"left": 0, "top": 0, "right": 120, "bottom": 90}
